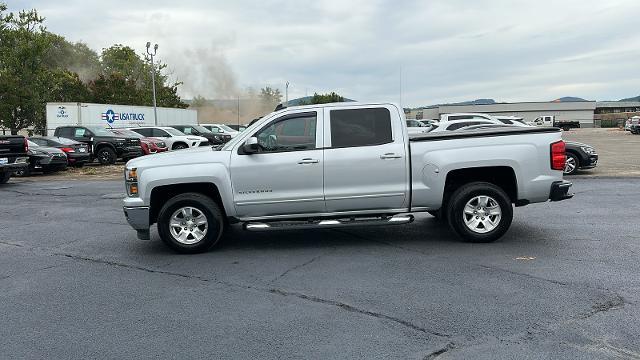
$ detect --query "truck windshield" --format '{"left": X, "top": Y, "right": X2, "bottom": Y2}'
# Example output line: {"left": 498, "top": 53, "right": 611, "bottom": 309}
{"left": 191, "top": 125, "right": 213, "bottom": 134}
{"left": 218, "top": 124, "right": 236, "bottom": 132}
{"left": 86, "top": 126, "right": 117, "bottom": 136}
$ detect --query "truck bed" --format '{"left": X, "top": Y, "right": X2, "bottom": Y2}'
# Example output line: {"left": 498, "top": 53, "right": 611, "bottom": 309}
{"left": 409, "top": 126, "right": 561, "bottom": 142}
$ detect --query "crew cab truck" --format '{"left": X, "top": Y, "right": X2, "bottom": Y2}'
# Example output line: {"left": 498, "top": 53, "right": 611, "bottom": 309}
{"left": 123, "top": 102, "right": 573, "bottom": 253}
{"left": 0, "top": 135, "right": 29, "bottom": 184}
{"left": 54, "top": 126, "right": 143, "bottom": 164}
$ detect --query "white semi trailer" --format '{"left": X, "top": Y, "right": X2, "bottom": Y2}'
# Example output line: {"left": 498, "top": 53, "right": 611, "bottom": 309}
{"left": 45, "top": 102, "right": 197, "bottom": 136}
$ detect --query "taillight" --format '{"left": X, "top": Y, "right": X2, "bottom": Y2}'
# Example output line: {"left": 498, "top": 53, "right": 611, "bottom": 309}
{"left": 24, "top": 137, "right": 28, "bottom": 152}
{"left": 60, "top": 147, "right": 75, "bottom": 153}
{"left": 550, "top": 140, "right": 566, "bottom": 170}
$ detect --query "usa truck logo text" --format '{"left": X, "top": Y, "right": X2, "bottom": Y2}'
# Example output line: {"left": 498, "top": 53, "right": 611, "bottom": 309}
{"left": 102, "top": 109, "right": 145, "bottom": 124}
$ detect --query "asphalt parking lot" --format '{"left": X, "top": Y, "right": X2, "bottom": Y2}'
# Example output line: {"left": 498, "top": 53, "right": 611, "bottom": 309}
{"left": 1, "top": 178, "right": 639, "bottom": 359}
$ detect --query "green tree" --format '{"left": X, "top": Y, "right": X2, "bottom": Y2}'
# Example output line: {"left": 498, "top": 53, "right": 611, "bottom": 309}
{"left": 260, "top": 86, "right": 282, "bottom": 107}
{"left": 300, "top": 92, "right": 345, "bottom": 105}
{"left": 0, "top": 5, "right": 51, "bottom": 134}
{"left": 190, "top": 95, "right": 208, "bottom": 108}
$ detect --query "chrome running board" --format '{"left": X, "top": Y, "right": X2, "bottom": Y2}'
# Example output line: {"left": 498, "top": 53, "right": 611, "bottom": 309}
{"left": 244, "top": 214, "right": 414, "bottom": 232}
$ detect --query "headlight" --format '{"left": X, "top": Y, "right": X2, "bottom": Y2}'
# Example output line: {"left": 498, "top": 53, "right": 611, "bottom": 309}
{"left": 580, "top": 146, "right": 596, "bottom": 155}
{"left": 125, "top": 167, "right": 139, "bottom": 197}
{"left": 156, "top": 142, "right": 166, "bottom": 148}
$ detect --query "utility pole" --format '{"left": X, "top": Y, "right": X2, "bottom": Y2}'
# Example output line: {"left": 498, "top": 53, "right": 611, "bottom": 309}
{"left": 146, "top": 42, "right": 159, "bottom": 126}
{"left": 237, "top": 96, "right": 240, "bottom": 126}
{"left": 399, "top": 65, "right": 403, "bottom": 109}
{"left": 285, "top": 81, "right": 289, "bottom": 106}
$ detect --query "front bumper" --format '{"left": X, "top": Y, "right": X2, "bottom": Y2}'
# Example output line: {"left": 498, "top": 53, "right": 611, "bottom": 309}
{"left": 549, "top": 180, "right": 574, "bottom": 202}
{"left": 581, "top": 154, "right": 598, "bottom": 169}
{"left": 123, "top": 206, "right": 150, "bottom": 240}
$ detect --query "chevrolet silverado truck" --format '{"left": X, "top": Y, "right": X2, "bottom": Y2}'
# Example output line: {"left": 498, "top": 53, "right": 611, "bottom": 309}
{"left": 0, "top": 135, "right": 29, "bottom": 184}
{"left": 123, "top": 102, "right": 573, "bottom": 253}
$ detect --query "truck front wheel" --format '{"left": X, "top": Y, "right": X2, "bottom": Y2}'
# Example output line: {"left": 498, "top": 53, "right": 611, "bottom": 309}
{"left": 446, "top": 182, "right": 513, "bottom": 243}
{"left": 96, "top": 147, "right": 116, "bottom": 165}
{"left": 157, "top": 193, "right": 225, "bottom": 253}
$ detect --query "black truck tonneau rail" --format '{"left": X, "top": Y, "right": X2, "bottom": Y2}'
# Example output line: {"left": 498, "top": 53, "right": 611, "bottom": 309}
{"left": 409, "top": 126, "right": 562, "bottom": 142}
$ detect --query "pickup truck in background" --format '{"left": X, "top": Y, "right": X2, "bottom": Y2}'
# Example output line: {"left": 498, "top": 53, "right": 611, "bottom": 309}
{"left": 122, "top": 102, "right": 573, "bottom": 253}
{"left": 54, "top": 126, "right": 143, "bottom": 164}
{"left": 529, "top": 115, "right": 580, "bottom": 131}
{"left": 0, "top": 135, "right": 29, "bottom": 184}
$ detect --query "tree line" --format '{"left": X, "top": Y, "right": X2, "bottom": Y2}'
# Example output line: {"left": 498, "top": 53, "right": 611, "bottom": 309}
{"left": 0, "top": 4, "right": 186, "bottom": 134}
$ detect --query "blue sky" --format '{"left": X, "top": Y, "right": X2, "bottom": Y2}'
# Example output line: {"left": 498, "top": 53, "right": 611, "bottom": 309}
{"left": 9, "top": 0, "right": 640, "bottom": 106}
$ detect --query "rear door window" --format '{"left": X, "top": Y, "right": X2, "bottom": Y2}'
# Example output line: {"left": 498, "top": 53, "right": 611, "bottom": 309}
{"left": 330, "top": 108, "right": 392, "bottom": 148}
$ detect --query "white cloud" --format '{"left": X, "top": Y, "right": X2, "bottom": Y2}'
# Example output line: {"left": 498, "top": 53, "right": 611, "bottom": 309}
{"left": 12, "top": 0, "right": 640, "bottom": 106}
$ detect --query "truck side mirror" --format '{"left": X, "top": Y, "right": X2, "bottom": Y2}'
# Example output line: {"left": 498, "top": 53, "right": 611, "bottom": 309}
{"left": 242, "top": 137, "right": 259, "bottom": 154}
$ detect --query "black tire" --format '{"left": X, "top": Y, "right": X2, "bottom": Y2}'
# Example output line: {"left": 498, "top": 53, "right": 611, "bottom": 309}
{"left": 0, "top": 171, "right": 11, "bottom": 184}
{"left": 13, "top": 166, "right": 31, "bottom": 177}
{"left": 564, "top": 152, "right": 579, "bottom": 175}
{"left": 172, "top": 143, "right": 188, "bottom": 150}
{"left": 562, "top": 126, "right": 571, "bottom": 131}
{"left": 446, "top": 182, "right": 513, "bottom": 243}
{"left": 96, "top": 147, "right": 117, "bottom": 165}
{"left": 157, "top": 193, "right": 225, "bottom": 254}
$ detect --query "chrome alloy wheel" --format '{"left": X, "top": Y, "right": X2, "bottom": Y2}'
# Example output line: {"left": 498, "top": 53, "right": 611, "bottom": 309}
{"left": 564, "top": 156, "right": 577, "bottom": 174}
{"left": 169, "top": 206, "right": 208, "bottom": 244}
{"left": 463, "top": 195, "right": 502, "bottom": 234}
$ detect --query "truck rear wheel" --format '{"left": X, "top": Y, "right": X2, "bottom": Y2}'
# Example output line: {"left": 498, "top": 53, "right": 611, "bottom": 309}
{"left": 157, "top": 192, "right": 225, "bottom": 253}
{"left": 446, "top": 182, "right": 513, "bottom": 243}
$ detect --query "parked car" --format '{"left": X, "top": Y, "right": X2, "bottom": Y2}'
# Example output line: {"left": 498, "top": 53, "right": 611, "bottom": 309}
{"left": 107, "top": 129, "right": 168, "bottom": 155}
{"left": 0, "top": 135, "right": 29, "bottom": 184}
{"left": 426, "top": 120, "right": 501, "bottom": 132}
{"left": 406, "top": 119, "right": 431, "bottom": 134}
{"left": 29, "top": 136, "right": 90, "bottom": 167}
{"left": 627, "top": 116, "right": 640, "bottom": 134}
{"left": 199, "top": 124, "right": 240, "bottom": 138}
{"left": 54, "top": 126, "right": 143, "bottom": 165}
{"left": 440, "top": 113, "right": 504, "bottom": 124}
{"left": 15, "top": 140, "right": 68, "bottom": 176}
{"left": 493, "top": 116, "right": 530, "bottom": 126}
{"left": 564, "top": 141, "right": 598, "bottom": 175}
{"left": 228, "top": 125, "right": 248, "bottom": 132}
{"left": 123, "top": 102, "right": 573, "bottom": 253}
{"left": 169, "top": 124, "right": 230, "bottom": 145}
{"left": 127, "top": 126, "right": 208, "bottom": 150}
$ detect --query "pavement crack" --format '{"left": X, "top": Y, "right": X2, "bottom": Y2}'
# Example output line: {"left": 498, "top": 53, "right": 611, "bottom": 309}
{"left": 54, "top": 252, "right": 214, "bottom": 283}
{"left": 268, "top": 288, "right": 450, "bottom": 338}
{"left": 424, "top": 342, "right": 456, "bottom": 359}
{"left": 0, "top": 240, "right": 24, "bottom": 248}
{"left": 270, "top": 252, "right": 328, "bottom": 283}
{"left": 476, "top": 264, "right": 568, "bottom": 286}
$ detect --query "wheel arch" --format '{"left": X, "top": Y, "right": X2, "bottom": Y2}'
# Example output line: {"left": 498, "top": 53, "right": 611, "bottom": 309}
{"left": 149, "top": 182, "right": 227, "bottom": 225}
{"left": 443, "top": 166, "right": 518, "bottom": 206}
{"left": 172, "top": 141, "right": 188, "bottom": 150}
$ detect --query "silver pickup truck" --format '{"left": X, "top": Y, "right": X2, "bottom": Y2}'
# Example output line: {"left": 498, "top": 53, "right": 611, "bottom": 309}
{"left": 123, "top": 102, "right": 573, "bottom": 253}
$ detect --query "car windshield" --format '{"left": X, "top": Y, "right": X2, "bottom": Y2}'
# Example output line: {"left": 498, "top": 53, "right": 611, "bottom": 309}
{"left": 27, "top": 140, "right": 39, "bottom": 147}
{"left": 109, "top": 129, "right": 142, "bottom": 138}
{"left": 86, "top": 126, "right": 116, "bottom": 136}
{"left": 218, "top": 124, "right": 236, "bottom": 132}
{"left": 191, "top": 125, "right": 213, "bottom": 134}
{"left": 165, "top": 128, "right": 186, "bottom": 136}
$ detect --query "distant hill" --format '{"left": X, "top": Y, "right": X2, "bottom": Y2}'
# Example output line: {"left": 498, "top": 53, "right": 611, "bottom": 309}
{"left": 619, "top": 95, "right": 640, "bottom": 102}
{"left": 552, "top": 97, "right": 589, "bottom": 102}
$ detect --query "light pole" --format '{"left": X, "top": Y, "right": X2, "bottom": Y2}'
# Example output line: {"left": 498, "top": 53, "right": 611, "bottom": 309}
{"left": 285, "top": 81, "right": 289, "bottom": 107}
{"left": 146, "top": 42, "right": 159, "bottom": 126}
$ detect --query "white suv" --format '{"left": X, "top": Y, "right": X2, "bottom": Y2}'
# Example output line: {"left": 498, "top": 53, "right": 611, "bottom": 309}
{"left": 127, "top": 126, "right": 208, "bottom": 150}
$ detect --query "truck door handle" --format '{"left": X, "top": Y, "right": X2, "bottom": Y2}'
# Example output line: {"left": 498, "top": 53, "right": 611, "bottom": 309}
{"left": 298, "top": 158, "right": 319, "bottom": 164}
{"left": 380, "top": 153, "right": 402, "bottom": 159}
